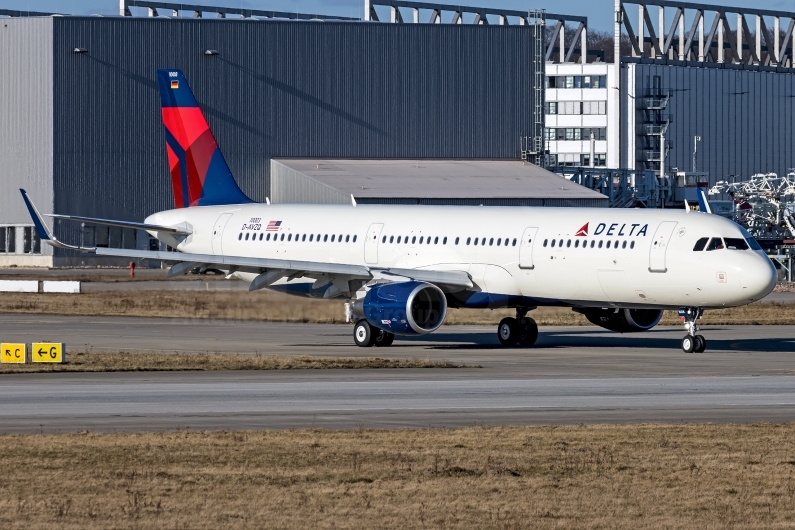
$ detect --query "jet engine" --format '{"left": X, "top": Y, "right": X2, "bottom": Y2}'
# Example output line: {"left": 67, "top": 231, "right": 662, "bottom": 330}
{"left": 353, "top": 281, "right": 447, "bottom": 335}
{"left": 576, "top": 308, "right": 664, "bottom": 333}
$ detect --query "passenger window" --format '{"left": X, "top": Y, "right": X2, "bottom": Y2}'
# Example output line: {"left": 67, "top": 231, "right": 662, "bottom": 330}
{"left": 489, "top": 238, "right": 494, "bottom": 246}
{"left": 693, "top": 237, "right": 708, "bottom": 251}
{"left": 266, "top": 233, "right": 271, "bottom": 241}
{"left": 338, "top": 234, "right": 342, "bottom": 242}
{"left": 412, "top": 236, "right": 416, "bottom": 244}
{"left": 724, "top": 238, "right": 748, "bottom": 250}
{"left": 706, "top": 238, "right": 724, "bottom": 251}
{"left": 259, "top": 233, "right": 263, "bottom": 241}
{"left": 606, "top": 241, "right": 610, "bottom": 249}
{"left": 590, "top": 240, "right": 595, "bottom": 248}
{"left": 558, "top": 239, "right": 563, "bottom": 247}
{"left": 434, "top": 237, "right": 439, "bottom": 244}
{"left": 346, "top": 235, "right": 350, "bottom": 243}
{"left": 443, "top": 237, "right": 447, "bottom": 244}
{"left": 317, "top": 234, "right": 321, "bottom": 241}
{"left": 481, "top": 239, "right": 486, "bottom": 246}
{"left": 419, "top": 236, "right": 423, "bottom": 244}
{"left": 397, "top": 236, "right": 402, "bottom": 243}
{"left": 308, "top": 234, "right": 313, "bottom": 242}
{"left": 238, "top": 233, "right": 243, "bottom": 240}
{"left": 512, "top": 238, "right": 517, "bottom": 246}
{"left": 598, "top": 240, "right": 603, "bottom": 248}
{"left": 496, "top": 238, "right": 501, "bottom": 246}
{"left": 622, "top": 240, "right": 627, "bottom": 249}
{"left": 453, "top": 237, "right": 457, "bottom": 245}
{"left": 467, "top": 238, "right": 471, "bottom": 245}
{"left": 323, "top": 235, "right": 328, "bottom": 242}
{"left": 543, "top": 239, "right": 548, "bottom": 247}
{"left": 381, "top": 235, "right": 386, "bottom": 243}
{"left": 390, "top": 236, "right": 394, "bottom": 243}
{"left": 353, "top": 235, "right": 357, "bottom": 242}
{"left": 551, "top": 239, "right": 556, "bottom": 247}
{"left": 566, "top": 240, "right": 571, "bottom": 248}
{"left": 245, "top": 233, "right": 249, "bottom": 241}
{"left": 630, "top": 241, "right": 635, "bottom": 249}
{"left": 473, "top": 237, "right": 478, "bottom": 245}
{"left": 427, "top": 238, "right": 431, "bottom": 245}
{"left": 331, "top": 235, "right": 335, "bottom": 242}
{"left": 280, "top": 234, "right": 285, "bottom": 241}
{"left": 288, "top": 234, "right": 292, "bottom": 241}
{"left": 574, "top": 240, "right": 579, "bottom": 248}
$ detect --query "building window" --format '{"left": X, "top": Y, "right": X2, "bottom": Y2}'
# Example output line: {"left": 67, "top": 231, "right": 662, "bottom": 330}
{"left": 547, "top": 75, "right": 607, "bottom": 89}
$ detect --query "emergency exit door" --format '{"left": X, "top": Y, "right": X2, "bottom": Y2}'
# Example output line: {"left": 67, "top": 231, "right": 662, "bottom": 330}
{"left": 518, "top": 227, "right": 538, "bottom": 269}
{"left": 364, "top": 223, "right": 383, "bottom": 264}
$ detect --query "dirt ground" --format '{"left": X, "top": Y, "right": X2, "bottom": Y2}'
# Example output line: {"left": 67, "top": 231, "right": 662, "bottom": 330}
{"left": 0, "top": 351, "right": 469, "bottom": 373}
{"left": 0, "top": 289, "right": 793, "bottom": 325}
{"left": 0, "top": 424, "right": 793, "bottom": 529}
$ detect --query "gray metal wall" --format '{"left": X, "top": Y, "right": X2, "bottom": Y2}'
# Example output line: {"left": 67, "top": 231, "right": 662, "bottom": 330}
{"left": 0, "top": 17, "right": 54, "bottom": 245}
{"left": 49, "top": 17, "right": 539, "bottom": 251}
{"left": 634, "top": 63, "right": 795, "bottom": 183}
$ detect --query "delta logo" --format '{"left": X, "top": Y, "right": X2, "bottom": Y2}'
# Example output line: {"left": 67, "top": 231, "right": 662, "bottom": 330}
{"left": 576, "top": 222, "right": 649, "bottom": 237}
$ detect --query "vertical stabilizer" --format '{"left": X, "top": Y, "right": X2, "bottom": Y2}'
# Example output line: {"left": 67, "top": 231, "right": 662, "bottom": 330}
{"left": 157, "top": 69, "right": 253, "bottom": 208}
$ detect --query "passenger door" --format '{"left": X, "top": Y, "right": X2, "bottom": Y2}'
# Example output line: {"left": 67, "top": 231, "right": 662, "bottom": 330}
{"left": 518, "top": 227, "right": 538, "bottom": 269}
{"left": 364, "top": 223, "right": 383, "bottom": 264}
{"left": 211, "top": 213, "right": 233, "bottom": 255}
{"left": 648, "top": 221, "right": 677, "bottom": 272}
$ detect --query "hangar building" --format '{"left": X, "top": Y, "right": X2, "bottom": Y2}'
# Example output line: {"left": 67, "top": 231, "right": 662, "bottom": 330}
{"left": 0, "top": 8, "right": 548, "bottom": 266}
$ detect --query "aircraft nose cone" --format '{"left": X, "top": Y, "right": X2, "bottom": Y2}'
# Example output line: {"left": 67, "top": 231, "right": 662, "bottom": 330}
{"left": 739, "top": 254, "right": 777, "bottom": 302}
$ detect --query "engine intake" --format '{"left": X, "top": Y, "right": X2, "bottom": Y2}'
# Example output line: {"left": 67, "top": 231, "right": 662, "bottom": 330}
{"left": 577, "top": 308, "right": 663, "bottom": 333}
{"left": 354, "top": 281, "right": 447, "bottom": 335}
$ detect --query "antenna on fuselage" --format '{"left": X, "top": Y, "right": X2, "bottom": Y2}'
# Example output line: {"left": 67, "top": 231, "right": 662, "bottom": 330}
{"left": 266, "top": 197, "right": 271, "bottom": 205}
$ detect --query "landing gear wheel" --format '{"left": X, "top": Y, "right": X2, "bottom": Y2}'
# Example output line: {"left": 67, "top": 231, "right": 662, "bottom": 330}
{"left": 497, "top": 317, "right": 519, "bottom": 346}
{"left": 517, "top": 317, "right": 539, "bottom": 347}
{"left": 682, "top": 335, "right": 695, "bottom": 353}
{"left": 374, "top": 330, "right": 395, "bottom": 347}
{"left": 354, "top": 320, "right": 376, "bottom": 347}
{"left": 693, "top": 335, "right": 706, "bottom": 353}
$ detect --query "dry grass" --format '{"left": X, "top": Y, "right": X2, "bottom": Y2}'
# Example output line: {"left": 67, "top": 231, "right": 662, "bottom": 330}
{"left": 1, "top": 289, "right": 793, "bottom": 326}
{"left": 0, "top": 351, "right": 468, "bottom": 373}
{"left": 0, "top": 424, "right": 794, "bottom": 529}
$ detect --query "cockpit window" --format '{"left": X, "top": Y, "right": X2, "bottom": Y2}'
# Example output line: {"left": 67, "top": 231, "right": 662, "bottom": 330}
{"left": 693, "top": 237, "right": 709, "bottom": 251}
{"left": 706, "top": 238, "right": 724, "bottom": 251}
{"left": 745, "top": 237, "right": 762, "bottom": 251}
{"left": 724, "top": 238, "right": 749, "bottom": 250}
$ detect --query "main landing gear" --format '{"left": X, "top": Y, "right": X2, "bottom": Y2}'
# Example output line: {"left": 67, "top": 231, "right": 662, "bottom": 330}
{"left": 353, "top": 319, "right": 395, "bottom": 348}
{"left": 680, "top": 307, "right": 707, "bottom": 353}
{"left": 497, "top": 307, "right": 538, "bottom": 347}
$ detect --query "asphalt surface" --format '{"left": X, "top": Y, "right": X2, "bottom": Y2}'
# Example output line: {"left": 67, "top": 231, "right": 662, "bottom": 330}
{"left": 0, "top": 315, "right": 794, "bottom": 432}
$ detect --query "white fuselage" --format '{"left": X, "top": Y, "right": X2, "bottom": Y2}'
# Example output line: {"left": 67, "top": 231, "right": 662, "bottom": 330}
{"left": 146, "top": 204, "right": 777, "bottom": 310}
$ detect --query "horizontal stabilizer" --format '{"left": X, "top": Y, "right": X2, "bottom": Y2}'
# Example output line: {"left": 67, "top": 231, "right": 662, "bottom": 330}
{"left": 46, "top": 214, "right": 192, "bottom": 235}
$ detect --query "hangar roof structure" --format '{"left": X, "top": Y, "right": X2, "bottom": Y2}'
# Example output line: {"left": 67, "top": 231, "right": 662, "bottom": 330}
{"left": 271, "top": 159, "right": 608, "bottom": 207}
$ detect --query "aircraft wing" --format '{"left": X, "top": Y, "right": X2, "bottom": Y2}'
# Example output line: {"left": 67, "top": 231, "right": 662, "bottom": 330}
{"left": 20, "top": 189, "right": 473, "bottom": 291}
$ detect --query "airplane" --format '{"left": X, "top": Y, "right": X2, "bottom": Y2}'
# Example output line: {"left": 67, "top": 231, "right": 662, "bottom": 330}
{"left": 20, "top": 69, "right": 777, "bottom": 353}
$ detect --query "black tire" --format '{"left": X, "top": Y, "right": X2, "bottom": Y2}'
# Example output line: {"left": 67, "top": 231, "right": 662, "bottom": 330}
{"left": 517, "top": 317, "right": 539, "bottom": 347}
{"left": 354, "top": 320, "right": 376, "bottom": 347}
{"left": 497, "top": 317, "right": 519, "bottom": 346}
{"left": 694, "top": 335, "right": 706, "bottom": 353}
{"left": 682, "top": 335, "right": 695, "bottom": 353}
{"left": 374, "top": 330, "right": 395, "bottom": 347}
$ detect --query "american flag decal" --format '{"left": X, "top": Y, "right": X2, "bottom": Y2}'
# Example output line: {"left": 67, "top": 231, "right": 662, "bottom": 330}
{"left": 266, "top": 220, "right": 282, "bottom": 232}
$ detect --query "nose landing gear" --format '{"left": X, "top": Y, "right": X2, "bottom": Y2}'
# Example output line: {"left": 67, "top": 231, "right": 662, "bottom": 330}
{"left": 679, "top": 307, "right": 707, "bottom": 353}
{"left": 497, "top": 307, "right": 538, "bottom": 347}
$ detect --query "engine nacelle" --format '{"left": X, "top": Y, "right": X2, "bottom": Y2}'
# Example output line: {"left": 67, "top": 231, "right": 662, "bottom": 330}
{"left": 354, "top": 281, "right": 447, "bottom": 335}
{"left": 577, "top": 308, "right": 664, "bottom": 333}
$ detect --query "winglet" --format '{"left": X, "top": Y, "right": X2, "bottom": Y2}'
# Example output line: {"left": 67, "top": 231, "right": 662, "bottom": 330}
{"left": 696, "top": 188, "right": 712, "bottom": 214}
{"left": 19, "top": 189, "right": 53, "bottom": 241}
{"left": 351, "top": 194, "right": 357, "bottom": 207}
{"left": 19, "top": 189, "right": 93, "bottom": 251}
{"left": 684, "top": 199, "right": 690, "bottom": 212}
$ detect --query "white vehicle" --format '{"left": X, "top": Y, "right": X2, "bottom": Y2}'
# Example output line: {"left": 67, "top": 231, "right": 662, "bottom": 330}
{"left": 21, "top": 69, "right": 777, "bottom": 352}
